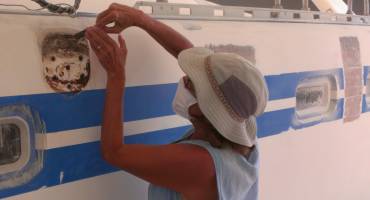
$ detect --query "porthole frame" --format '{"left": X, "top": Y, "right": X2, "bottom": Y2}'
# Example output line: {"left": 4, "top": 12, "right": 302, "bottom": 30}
{"left": 0, "top": 104, "right": 44, "bottom": 190}
{"left": 0, "top": 117, "right": 31, "bottom": 175}
{"left": 293, "top": 75, "right": 338, "bottom": 126}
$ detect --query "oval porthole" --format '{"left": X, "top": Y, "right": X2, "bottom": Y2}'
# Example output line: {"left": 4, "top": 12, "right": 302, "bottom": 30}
{"left": 0, "top": 117, "right": 30, "bottom": 174}
{"left": 0, "top": 124, "right": 21, "bottom": 165}
{"left": 294, "top": 75, "right": 338, "bottom": 125}
{"left": 0, "top": 105, "right": 44, "bottom": 190}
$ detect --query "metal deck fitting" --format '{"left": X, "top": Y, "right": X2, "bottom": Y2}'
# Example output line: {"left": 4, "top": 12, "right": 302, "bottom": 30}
{"left": 0, "top": 1, "right": 368, "bottom": 26}
{"left": 134, "top": 1, "right": 370, "bottom": 26}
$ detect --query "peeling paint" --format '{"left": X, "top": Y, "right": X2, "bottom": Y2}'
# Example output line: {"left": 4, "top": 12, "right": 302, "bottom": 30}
{"left": 38, "top": 185, "right": 47, "bottom": 190}
{"left": 42, "top": 33, "right": 90, "bottom": 93}
{"left": 59, "top": 171, "right": 64, "bottom": 184}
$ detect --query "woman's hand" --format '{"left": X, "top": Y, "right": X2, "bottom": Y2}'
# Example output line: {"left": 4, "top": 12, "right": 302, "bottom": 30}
{"left": 85, "top": 26, "right": 127, "bottom": 84}
{"left": 96, "top": 3, "right": 145, "bottom": 33}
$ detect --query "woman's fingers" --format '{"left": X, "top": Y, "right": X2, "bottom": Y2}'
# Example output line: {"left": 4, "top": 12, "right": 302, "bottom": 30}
{"left": 91, "top": 27, "right": 119, "bottom": 51}
{"left": 103, "top": 26, "right": 122, "bottom": 34}
{"left": 86, "top": 28, "right": 112, "bottom": 59}
{"left": 118, "top": 35, "right": 127, "bottom": 52}
{"left": 86, "top": 26, "right": 124, "bottom": 65}
{"left": 90, "top": 44, "right": 107, "bottom": 61}
{"left": 86, "top": 37, "right": 110, "bottom": 68}
{"left": 86, "top": 34, "right": 106, "bottom": 60}
{"left": 97, "top": 13, "right": 123, "bottom": 34}
{"left": 96, "top": 8, "right": 113, "bottom": 25}
{"left": 86, "top": 28, "right": 104, "bottom": 48}
{"left": 87, "top": 27, "right": 114, "bottom": 49}
{"left": 85, "top": 26, "right": 126, "bottom": 77}
{"left": 97, "top": 12, "right": 118, "bottom": 28}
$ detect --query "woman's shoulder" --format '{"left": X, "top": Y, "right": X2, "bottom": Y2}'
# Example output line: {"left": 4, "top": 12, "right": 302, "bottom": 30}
{"left": 179, "top": 139, "right": 258, "bottom": 167}
{"left": 179, "top": 139, "right": 259, "bottom": 199}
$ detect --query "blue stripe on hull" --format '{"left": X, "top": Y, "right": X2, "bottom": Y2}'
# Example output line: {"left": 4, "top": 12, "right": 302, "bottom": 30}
{"left": 362, "top": 95, "right": 369, "bottom": 113}
{"left": 0, "top": 68, "right": 344, "bottom": 134}
{"left": 0, "top": 97, "right": 346, "bottom": 198}
{"left": 257, "top": 98, "right": 344, "bottom": 138}
{"left": 265, "top": 68, "right": 343, "bottom": 100}
{"left": 257, "top": 108, "right": 294, "bottom": 138}
{"left": 0, "top": 68, "right": 348, "bottom": 198}
{"left": 363, "top": 66, "right": 369, "bottom": 86}
{"left": 0, "top": 83, "right": 178, "bottom": 133}
{"left": 0, "top": 125, "right": 191, "bottom": 199}
{"left": 363, "top": 67, "right": 369, "bottom": 112}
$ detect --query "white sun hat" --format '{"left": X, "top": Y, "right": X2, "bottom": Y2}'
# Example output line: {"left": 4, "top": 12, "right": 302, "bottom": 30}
{"left": 178, "top": 47, "right": 269, "bottom": 147}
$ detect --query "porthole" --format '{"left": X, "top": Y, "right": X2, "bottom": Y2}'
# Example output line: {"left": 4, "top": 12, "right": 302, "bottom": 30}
{"left": 0, "top": 124, "right": 21, "bottom": 166}
{"left": 0, "top": 105, "right": 44, "bottom": 190}
{"left": 0, "top": 124, "right": 21, "bottom": 165}
{"left": 294, "top": 75, "right": 338, "bottom": 125}
{"left": 0, "top": 117, "right": 30, "bottom": 174}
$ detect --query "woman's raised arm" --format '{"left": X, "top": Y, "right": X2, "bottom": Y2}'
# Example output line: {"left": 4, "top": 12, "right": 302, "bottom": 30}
{"left": 85, "top": 27, "right": 216, "bottom": 199}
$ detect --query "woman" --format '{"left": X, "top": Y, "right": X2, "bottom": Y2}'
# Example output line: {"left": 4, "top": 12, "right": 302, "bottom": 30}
{"left": 85, "top": 3, "right": 268, "bottom": 200}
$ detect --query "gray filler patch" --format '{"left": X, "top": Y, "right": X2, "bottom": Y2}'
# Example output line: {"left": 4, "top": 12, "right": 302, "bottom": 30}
{"left": 340, "top": 37, "right": 363, "bottom": 122}
{"left": 206, "top": 44, "right": 256, "bottom": 65}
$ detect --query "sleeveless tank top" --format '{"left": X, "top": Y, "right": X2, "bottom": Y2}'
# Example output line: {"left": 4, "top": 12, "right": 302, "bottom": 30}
{"left": 148, "top": 137, "right": 259, "bottom": 200}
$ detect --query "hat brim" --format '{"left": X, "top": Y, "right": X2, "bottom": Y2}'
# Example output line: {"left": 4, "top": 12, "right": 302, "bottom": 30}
{"left": 178, "top": 48, "right": 256, "bottom": 147}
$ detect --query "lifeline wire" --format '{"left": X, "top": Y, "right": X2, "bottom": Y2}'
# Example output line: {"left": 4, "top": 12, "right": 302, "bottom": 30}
{"left": 0, "top": 0, "right": 81, "bottom": 16}
{"left": 31, "top": 0, "right": 81, "bottom": 15}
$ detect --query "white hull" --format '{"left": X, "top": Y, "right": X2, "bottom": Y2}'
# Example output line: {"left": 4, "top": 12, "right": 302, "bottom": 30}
{"left": 0, "top": 1, "right": 369, "bottom": 199}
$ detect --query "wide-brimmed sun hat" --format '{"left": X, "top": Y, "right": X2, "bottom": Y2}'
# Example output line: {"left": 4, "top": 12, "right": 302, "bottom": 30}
{"left": 178, "top": 47, "right": 269, "bottom": 147}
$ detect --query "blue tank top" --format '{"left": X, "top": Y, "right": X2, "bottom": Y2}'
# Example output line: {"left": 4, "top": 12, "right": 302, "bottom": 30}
{"left": 148, "top": 139, "right": 259, "bottom": 200}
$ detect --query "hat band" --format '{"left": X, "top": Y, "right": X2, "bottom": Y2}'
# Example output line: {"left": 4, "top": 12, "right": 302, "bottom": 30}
{"left": 205, "top": 57, "right": 245, "bottom": 123}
